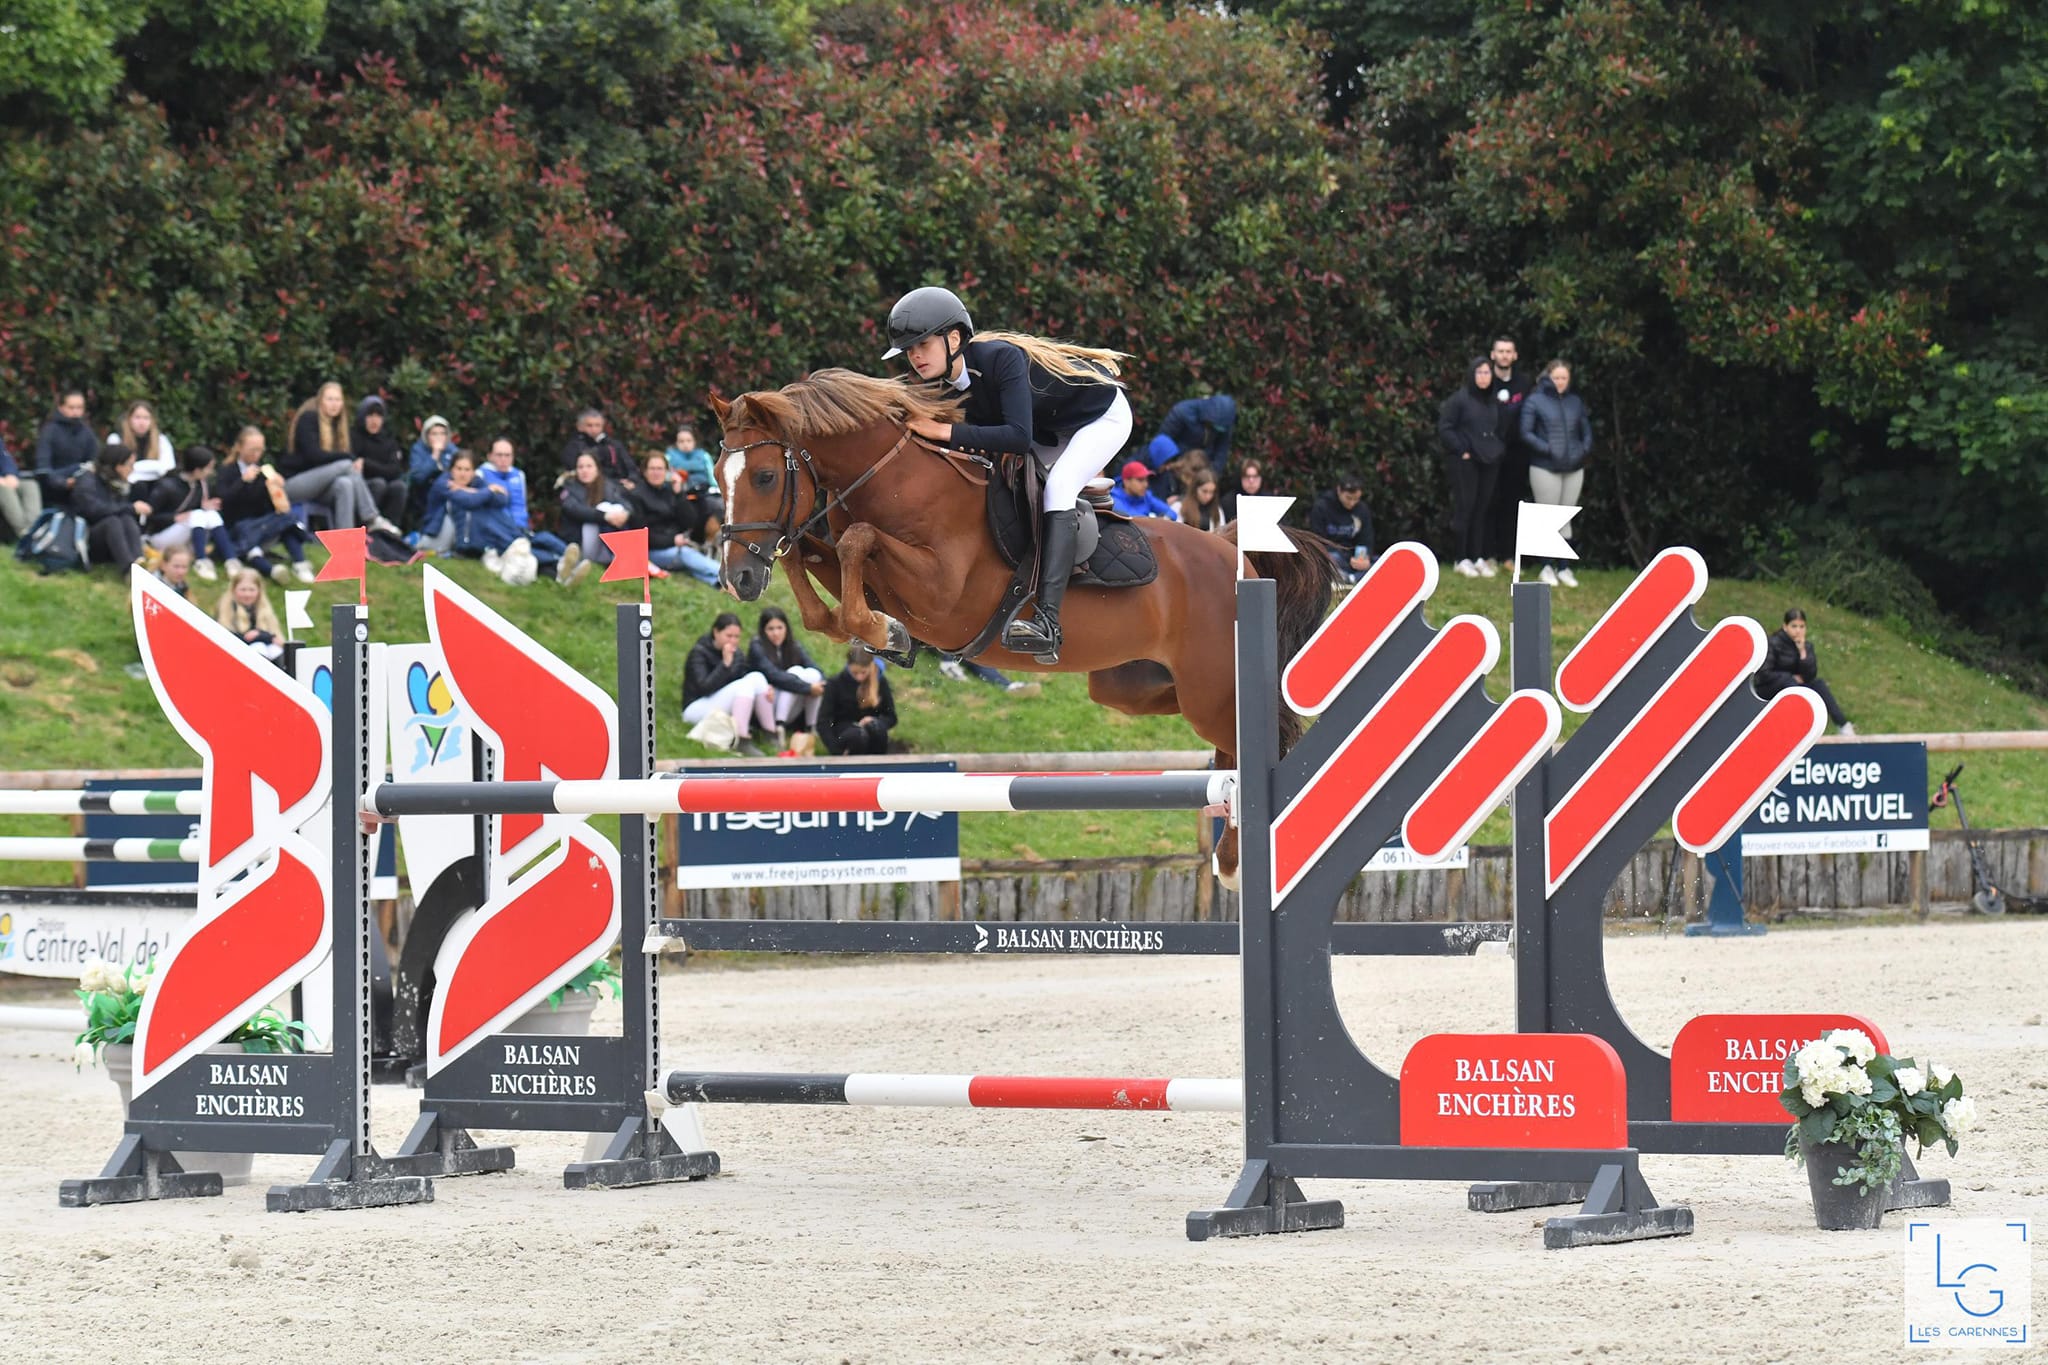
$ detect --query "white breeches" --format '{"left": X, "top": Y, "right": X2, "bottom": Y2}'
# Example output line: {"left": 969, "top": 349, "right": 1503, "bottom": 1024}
{"left": 1039, "top": 390, "right": 1134, "bottom": 513}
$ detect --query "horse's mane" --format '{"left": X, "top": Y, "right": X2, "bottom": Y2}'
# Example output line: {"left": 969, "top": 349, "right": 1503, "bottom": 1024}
{"left": 726, "top": 369, "right": 963, "bottom": 442}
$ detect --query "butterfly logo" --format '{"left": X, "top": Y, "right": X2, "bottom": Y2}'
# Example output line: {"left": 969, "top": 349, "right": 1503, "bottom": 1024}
{"left": 402, "top": 660, "right": 466, "bottom": 772}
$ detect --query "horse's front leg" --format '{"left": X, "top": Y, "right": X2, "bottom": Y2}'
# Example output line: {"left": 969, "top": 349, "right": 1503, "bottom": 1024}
{"left": 834, "top": 523, "right": 939, "bottom": 655}
{"left": 780, "top": 551, "right": 850, "bottom": 643}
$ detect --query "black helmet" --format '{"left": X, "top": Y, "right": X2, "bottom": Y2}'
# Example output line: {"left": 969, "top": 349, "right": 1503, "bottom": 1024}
{"left": 882, "top": 286, "right": 973, "bottom": 359}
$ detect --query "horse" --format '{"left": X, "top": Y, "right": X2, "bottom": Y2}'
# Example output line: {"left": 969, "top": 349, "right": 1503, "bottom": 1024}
{"left": 706, "top": 369, "right": 1333, "bottom": 885}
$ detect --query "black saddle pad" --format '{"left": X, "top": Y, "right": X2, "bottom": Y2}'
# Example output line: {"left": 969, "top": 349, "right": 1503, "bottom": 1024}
{"left": 986, "top": 455, "right": 1157, "bottom": 588}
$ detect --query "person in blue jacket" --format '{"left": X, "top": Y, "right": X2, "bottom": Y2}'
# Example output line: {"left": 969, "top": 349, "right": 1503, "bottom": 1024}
{"left": 884, "top": 286, "right": 1131, "bottom": 663}
{"left": 475, "top": 437, "right": 575, "bottom": 581}
{"left": 1109, "top": 460, "right": 1177, "bottom": 520}
{"left": 1147, "top": 393, "right": 1237, "bottom": 473}
{"left": 1516, "top": 359, "right": 1593, "bottom": 587}
{"left": 406, "top": 415, "right": 460, "bottom": 523}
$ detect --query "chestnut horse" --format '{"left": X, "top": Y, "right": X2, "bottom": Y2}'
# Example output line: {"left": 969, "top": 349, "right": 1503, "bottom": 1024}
{"left": 707, "top": 370, "right": 1333, "bottom": 883}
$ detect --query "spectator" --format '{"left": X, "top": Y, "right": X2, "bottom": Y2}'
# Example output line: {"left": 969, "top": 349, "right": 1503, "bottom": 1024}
{"left": 1484, "top": 335, "right": 1534, "bottom": 568}
{"left": 630, "top": 452, "right": 720, "bottom": 586}
{"left": 1221, "top": 459, "right": 1271, "bottom": 521}
{"left": 1517, "top": 358, "right": 1593, "bottom": 588}
{"left": 1306, "top": 470, "right": 1373, "bottom": 582}
{"left": 351, "top": 397, "right": 410, "bottom": 527}
{"left": 0, "top": 432, "right": 42, "bottom": 540}
{"left": 142, "top": 444, "right": 224, "bottom": 580}
{"left": 476, "top": 437, "right": 578, "bottom": 584}
{"left": 155, "top": 544, "right": 195, "bottom": 600}
{"left": 1110, "top": 460, "right": 1177, "bottom": 520}
{"left": 1181, "top": 467, "right": 1229, "bottom": 532}
{"left": 818, "top": 643, "right": 898, "bottom": 756}
{"left": 218, "top": 426, "right": 314, "bottom": 585}
{"left": 1756, "top": 609, "right": 1855, "bottom": 735}
{"left": 750, "top": 607, "right": 826, "bottom": 744}
{"left": 285, "top": 381, "right": 400, "bottom": 535}
{"left": 108, "top": 400, "right": 176, "bottom": 482}
{"left": 70, "top": 447, "right": 149, "bottom": 570}
{"left": 1149, "top": 394, "right": 1238, "bottom": 470}
{"left": 407, "top": 414, "right": 459, "bottom": 519}
{"left": 1436, "top": 356, "right": 1506, "bottom": 579}
{"left": 936, "top": 653, "right": 1040, "bottom": 695}
{"left": 666, "top": 424, "right": 722, "bottom": 536}
{"left": 417, "top": 451, "right": 490, "bottom": 556}
{"left": 215, "top": 568, "right": 285, "bottom": 662}
{"left": 558, "top": 450, "right": 630, "bottom": 568}
{"left": 558, "top": 408, "right": 637, "bottom": 490}
{"left": 33, "top": 389, "right": 98, "bottom": 499}
{"left": 682, "top": 611, "right": 776, "bottom": 757}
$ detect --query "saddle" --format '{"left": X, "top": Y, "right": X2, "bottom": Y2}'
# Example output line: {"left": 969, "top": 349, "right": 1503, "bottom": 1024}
{"left": 986, "top": 453, "right": 1158, "bottom": 589}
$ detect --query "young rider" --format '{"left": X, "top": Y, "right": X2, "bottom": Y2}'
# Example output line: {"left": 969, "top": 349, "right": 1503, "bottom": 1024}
{"left": 882, "top": 286, "right": 1132, "bottom": 664}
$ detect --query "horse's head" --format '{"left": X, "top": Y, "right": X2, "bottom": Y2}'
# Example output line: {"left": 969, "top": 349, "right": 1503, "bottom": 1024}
{"left": 707, "top": 391, "right": 818, "bottom": 602}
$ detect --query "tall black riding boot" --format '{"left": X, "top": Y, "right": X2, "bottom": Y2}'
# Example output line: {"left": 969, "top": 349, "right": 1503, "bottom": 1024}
{"left": 1002, "top": 508, "right": 1078, "bottom": 664}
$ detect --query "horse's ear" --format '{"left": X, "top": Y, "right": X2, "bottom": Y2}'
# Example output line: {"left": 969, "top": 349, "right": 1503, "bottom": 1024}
{"left": 707, "top": 391, "right": 731, "bottom": 423}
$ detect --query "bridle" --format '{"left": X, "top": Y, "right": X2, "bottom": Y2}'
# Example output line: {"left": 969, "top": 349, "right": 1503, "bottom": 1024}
{"left": 714, "top": 426, "right": 918, "bottom": 573}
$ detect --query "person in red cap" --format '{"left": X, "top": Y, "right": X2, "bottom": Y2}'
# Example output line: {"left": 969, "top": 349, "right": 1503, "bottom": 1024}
{"left": 1109, "top": 459, "right": 1177, "bottom": 521}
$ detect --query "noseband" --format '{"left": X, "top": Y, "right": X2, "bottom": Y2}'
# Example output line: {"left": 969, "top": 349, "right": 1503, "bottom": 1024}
{"left": 714, "top": 427, "right": 917, "bottom": 571}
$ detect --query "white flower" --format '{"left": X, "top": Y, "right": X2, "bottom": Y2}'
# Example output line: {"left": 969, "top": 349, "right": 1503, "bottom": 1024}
{"left": 1941, "top": 1096, "right": 1978, "bottom": 1138}
{"left": 1929, "top": 1061, "right": 1954, "bottom": 1088}
{"left": 130, "top": 969, "right": 149, "bottom": 997}
{"left": 73, "top": 1042, "right": 97, "bottom": 1070}
{"left": 78, "top": 960, "right": 112, "bottom": 994}
{"left": 1842, "top": 1066, "right": 1873, "bottom": 1096}
{"left": 1825, "top": 1029, "right": 1876, "bottom": 1065}
{"left": 1794, "top": 1041, "right": 1841, "bottom": 1083}
{"left": 1894, "top": 1067, "right": 1925, "bottom": 1096}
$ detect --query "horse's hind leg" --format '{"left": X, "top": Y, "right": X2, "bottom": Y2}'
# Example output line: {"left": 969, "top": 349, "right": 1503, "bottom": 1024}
{"left": 1086, "top": 660, "right": 1178, "bottom": 716}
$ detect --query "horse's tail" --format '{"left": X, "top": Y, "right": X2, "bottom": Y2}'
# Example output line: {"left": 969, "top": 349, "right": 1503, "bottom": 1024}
{"left": 1223, "top": 525, "right": 1339, "bottom": 754}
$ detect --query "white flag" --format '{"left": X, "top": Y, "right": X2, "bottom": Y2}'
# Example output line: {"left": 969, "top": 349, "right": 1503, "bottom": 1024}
{"left": 284, "top": 589, "right": 314, "bottom": 635}
{"left": 1515, "top": 501, "right": 1580, "bottom": 566}
{"left": 1232, "top": 494, "right": 1298, "bottom": 580}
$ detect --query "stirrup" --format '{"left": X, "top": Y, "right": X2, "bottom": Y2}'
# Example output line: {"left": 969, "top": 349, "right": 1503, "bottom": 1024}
{"left": 1002, "top": 616, "right": 1060, "bottom": 664}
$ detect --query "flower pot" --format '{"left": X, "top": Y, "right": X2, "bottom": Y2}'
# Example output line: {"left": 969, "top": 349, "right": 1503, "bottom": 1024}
{"left": 1800, "top": 1137, "right": 1888, "bottom": 1230}
{"left": 100, "top": 1044, "right": 258, "bottom": 1188}
{"left": 506, "top": 988, "right": 599, "bottom": 1036}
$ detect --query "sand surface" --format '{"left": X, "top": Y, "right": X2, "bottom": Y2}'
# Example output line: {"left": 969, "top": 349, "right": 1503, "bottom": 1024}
{"left": 3, "top": 920, "right": 2044, "bottom": 1363}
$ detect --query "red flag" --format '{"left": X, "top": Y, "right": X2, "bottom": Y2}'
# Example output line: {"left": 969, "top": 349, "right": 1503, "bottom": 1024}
{"left": 600, "top": 528, "right": 650, "bottom": 584}
{"left": 314, "top": 526, "right": 368, "bottom": 602}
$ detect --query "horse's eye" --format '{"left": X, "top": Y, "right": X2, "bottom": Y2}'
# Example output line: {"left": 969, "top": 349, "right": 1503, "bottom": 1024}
{"left": 752, "top": 469, "right": 778, "bottom": 488}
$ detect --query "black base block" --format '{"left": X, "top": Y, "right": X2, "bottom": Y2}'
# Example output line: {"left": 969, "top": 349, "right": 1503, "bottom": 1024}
{"left": 385, "top": 1112, "right": 517, "bottom": 1180}
{"left": 1543, "top": 1205, "right": 1694, "bottom": 1248}
{"left": 561, "top": 1117, "right": 719, "bottom": 1190}
{"left": 263, "top": 1137, "right": 434, "bottom": 1212}
{"left": 59, "top": 1140, "right": 223, "bottom": 1207}
{"left": 1186, "top": 1160, "right": 1346, "bottom": 1241}
{"left": 1468, "top": 1179, "right": 1592, "bottom": 1212}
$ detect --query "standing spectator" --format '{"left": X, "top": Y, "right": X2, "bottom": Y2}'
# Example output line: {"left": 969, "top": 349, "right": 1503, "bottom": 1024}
{"left": 558, "top": 450, "right": 630, "bottom": 568}
{"left": 1436, "top": 356, "right": 1506, "bottom": 578}
{"left": 142, "top": 444, "right": 224, "bottom": 580}
{"left": 476, "top": 437, "right": 578, "bottom": 583}
{"left": 33, "top": 389, "right": 98, "bottom": 498}
{"left": 1485, "top": 335, "right": 1535, "bottom": 569}
{"left": 1181, "top": 468, "right": 1230, "bottom": 532}
{"left": 155, "top": 544, "right": 195, "bottom": 599}
{"left": 69, "top": 447, "right": 149, "bottom": 570}
{"left": 1517, "top": 358, "right": 1593, "bottom": 588}
{"left": 818, "top": 644, "right": 898, "bottom": 756}
{"left": 108, "top": 400, "right": 176, "bottom": 481}
{"left": 682, "top": 612, "right": 776, "bottom": 757}
{"left": 285, "top": 382, "right": 399, "bottom": 534}
{"left": 1110, "top": 460, "right": 1177, "bottom": 520}
{"left": 215, "top": 568, "right": 285, "bottom": 662}
{"left": 218, "top": 426, "right": 315, "bottom": 584}
{"left": 1756, "top": 609, "right": 1855, "bottom": 735}
{"left": 1221, "top": 459, "right": 1273, "bottom": 521}
{"left": 749, "top": 607, "right": 826, "bottom": 744}
{"left": 630, "top": 452, "right": 720, "bottom": 586}
{"left": 666, "top": 424, "right": 722, "bottom": 537}
{"left": 0, "top": 432, "right": 42, "bottom": 540}
{"left": 558, "top": 408, "right": 637, "bottom": 489}
{"left": 351, "top": 397, "right": 410, "bottom": 527}
{"left": 1306, "top": 471, "right": 1373, "bottom": 582}
{"left": 407, "top": 414, "right": 460, "bottom": 520}
{"left": 1149, "top": 394, "right": 1238, "bottom": 470}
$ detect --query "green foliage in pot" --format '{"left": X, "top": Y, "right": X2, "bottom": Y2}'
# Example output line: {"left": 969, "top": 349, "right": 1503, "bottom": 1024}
{"left": 1781, "top": 1029, "right": 1974, "bottom": 1195}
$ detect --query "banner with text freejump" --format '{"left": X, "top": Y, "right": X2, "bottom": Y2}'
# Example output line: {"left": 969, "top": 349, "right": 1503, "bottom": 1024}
{"left": 1738, "top": 739, "right": 1929, "bottom": 855}
{"left": 671, "top": 762, "right": 962, "bottom": 890}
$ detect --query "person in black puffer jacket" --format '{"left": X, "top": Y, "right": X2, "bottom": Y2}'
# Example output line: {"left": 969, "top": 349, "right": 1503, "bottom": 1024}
{"left": 681, "top": 612, "right": 776, "bottom": 757}
{"left": 1517, "top": 359, "right": 1593, "bottom": 586}
{"left": 817, "top": 644, "right": 898, "bottom": 756}
{"left": 1755, "top": 608, "right": 1853, "bottom": 733}
{"left": 1436, "top": 356, "right": 1505, "bottom": 578}
{"left": 351, "top": 396, "right": 411, "bottom": 527}
{"left": 748, "top": 607, "right": 825, "bottom": 742}
{"left": 70, "top": 446, "right": 148, "bottom": 569}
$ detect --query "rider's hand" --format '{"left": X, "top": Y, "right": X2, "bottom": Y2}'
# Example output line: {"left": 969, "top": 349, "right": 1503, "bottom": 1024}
{"left": 907, "top": 417, "right": 952, "bottom": 443}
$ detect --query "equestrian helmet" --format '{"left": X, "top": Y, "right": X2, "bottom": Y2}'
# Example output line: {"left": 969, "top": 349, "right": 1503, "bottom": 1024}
{"left": 882, "top": 286, "right": 973, "bottom": 359}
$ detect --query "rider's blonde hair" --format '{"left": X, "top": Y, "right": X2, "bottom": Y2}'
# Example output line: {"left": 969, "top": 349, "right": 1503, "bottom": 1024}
{"left": 975, "top": 330, "right": 1127, "bottom": 383}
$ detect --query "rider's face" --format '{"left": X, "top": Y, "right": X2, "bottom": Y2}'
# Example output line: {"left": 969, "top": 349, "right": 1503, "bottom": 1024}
{"left": 904, "top": 334, "right": 957, "bottom": 381}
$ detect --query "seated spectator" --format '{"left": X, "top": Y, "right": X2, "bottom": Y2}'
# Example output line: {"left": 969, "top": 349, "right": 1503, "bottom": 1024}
{"left": 109, "top": 399, "right": 176, "bottom": 482}
{"left": 1221, "top": 458, "right": 1272, "bottom": 521}
{"left": 750, "top": 607, "right": 825, "bottom": 745}
{"left": 1182, "top": 468, "right": 1229, "bottom": 532}
{"left": 558, "top": 450, "right": 630, "bottom": 567}
{"left": 417, "top": 451, "right": 489, "bottom": 556}
{"left": 285, "top": 381, "right": 400, "bottom": 535}
{"left": 0, "top": 431, "right": 43, "bottom": 540}
{"left": 473, "top": 437, "right": 577, "bottom": 584}
{"left": 682, "top": 611, "right": 776, "bottom": 757}
{"left": 1149, "top": 394, "right": 1237, "bottom": 470}
{"left": 154, "top": 544, "right": 195, "bottom": 600}
{"left": 407, "top": 414, "right": 459, "bottom": 520}
{"left": 215, "top": 568, "right": 285, "bottom": 661}
{"left": 818, "top": 644, "right": 898, "bottom": 756}
{"left": 33, "top": 389, "right": 98, "bottom": 501}
{"left": 351, "top": 396, "right": 410, "bottom": 527}
{"left": 142, "top": 445, "right": 224, "bottom": 580}
{"left": 1306, "top": 470, "right": 1373, "bottom": 582}
{"left": 1110, "top": 460, "right": 1177, "bottom": 520}
{"left": 666, "top": 424, "right": 723, "bottom": 537}
{"left": 630, "top": 453, "right": 720, "bottom": 586}
{"left": 1756, "top": 609, "right": 1855, "bottom": 735}
{"left": 218, "top": 426, "right": 315, "bottom": 585}
{"left": 69, "top": 446, "right": 149, "bottom": 570}
{"left": 558, "top": 407, "right": 637, "bottom": 489}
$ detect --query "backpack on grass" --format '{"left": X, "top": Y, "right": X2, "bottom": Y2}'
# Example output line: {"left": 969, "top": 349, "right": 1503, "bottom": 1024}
{"left": 13, "top": 508, "right": 90, "bottom": 574}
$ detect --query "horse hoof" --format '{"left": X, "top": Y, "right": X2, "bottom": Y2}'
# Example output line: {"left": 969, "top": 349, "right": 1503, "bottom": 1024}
{"left": 882, "top": 616, "right": 910, "bottom": 656}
